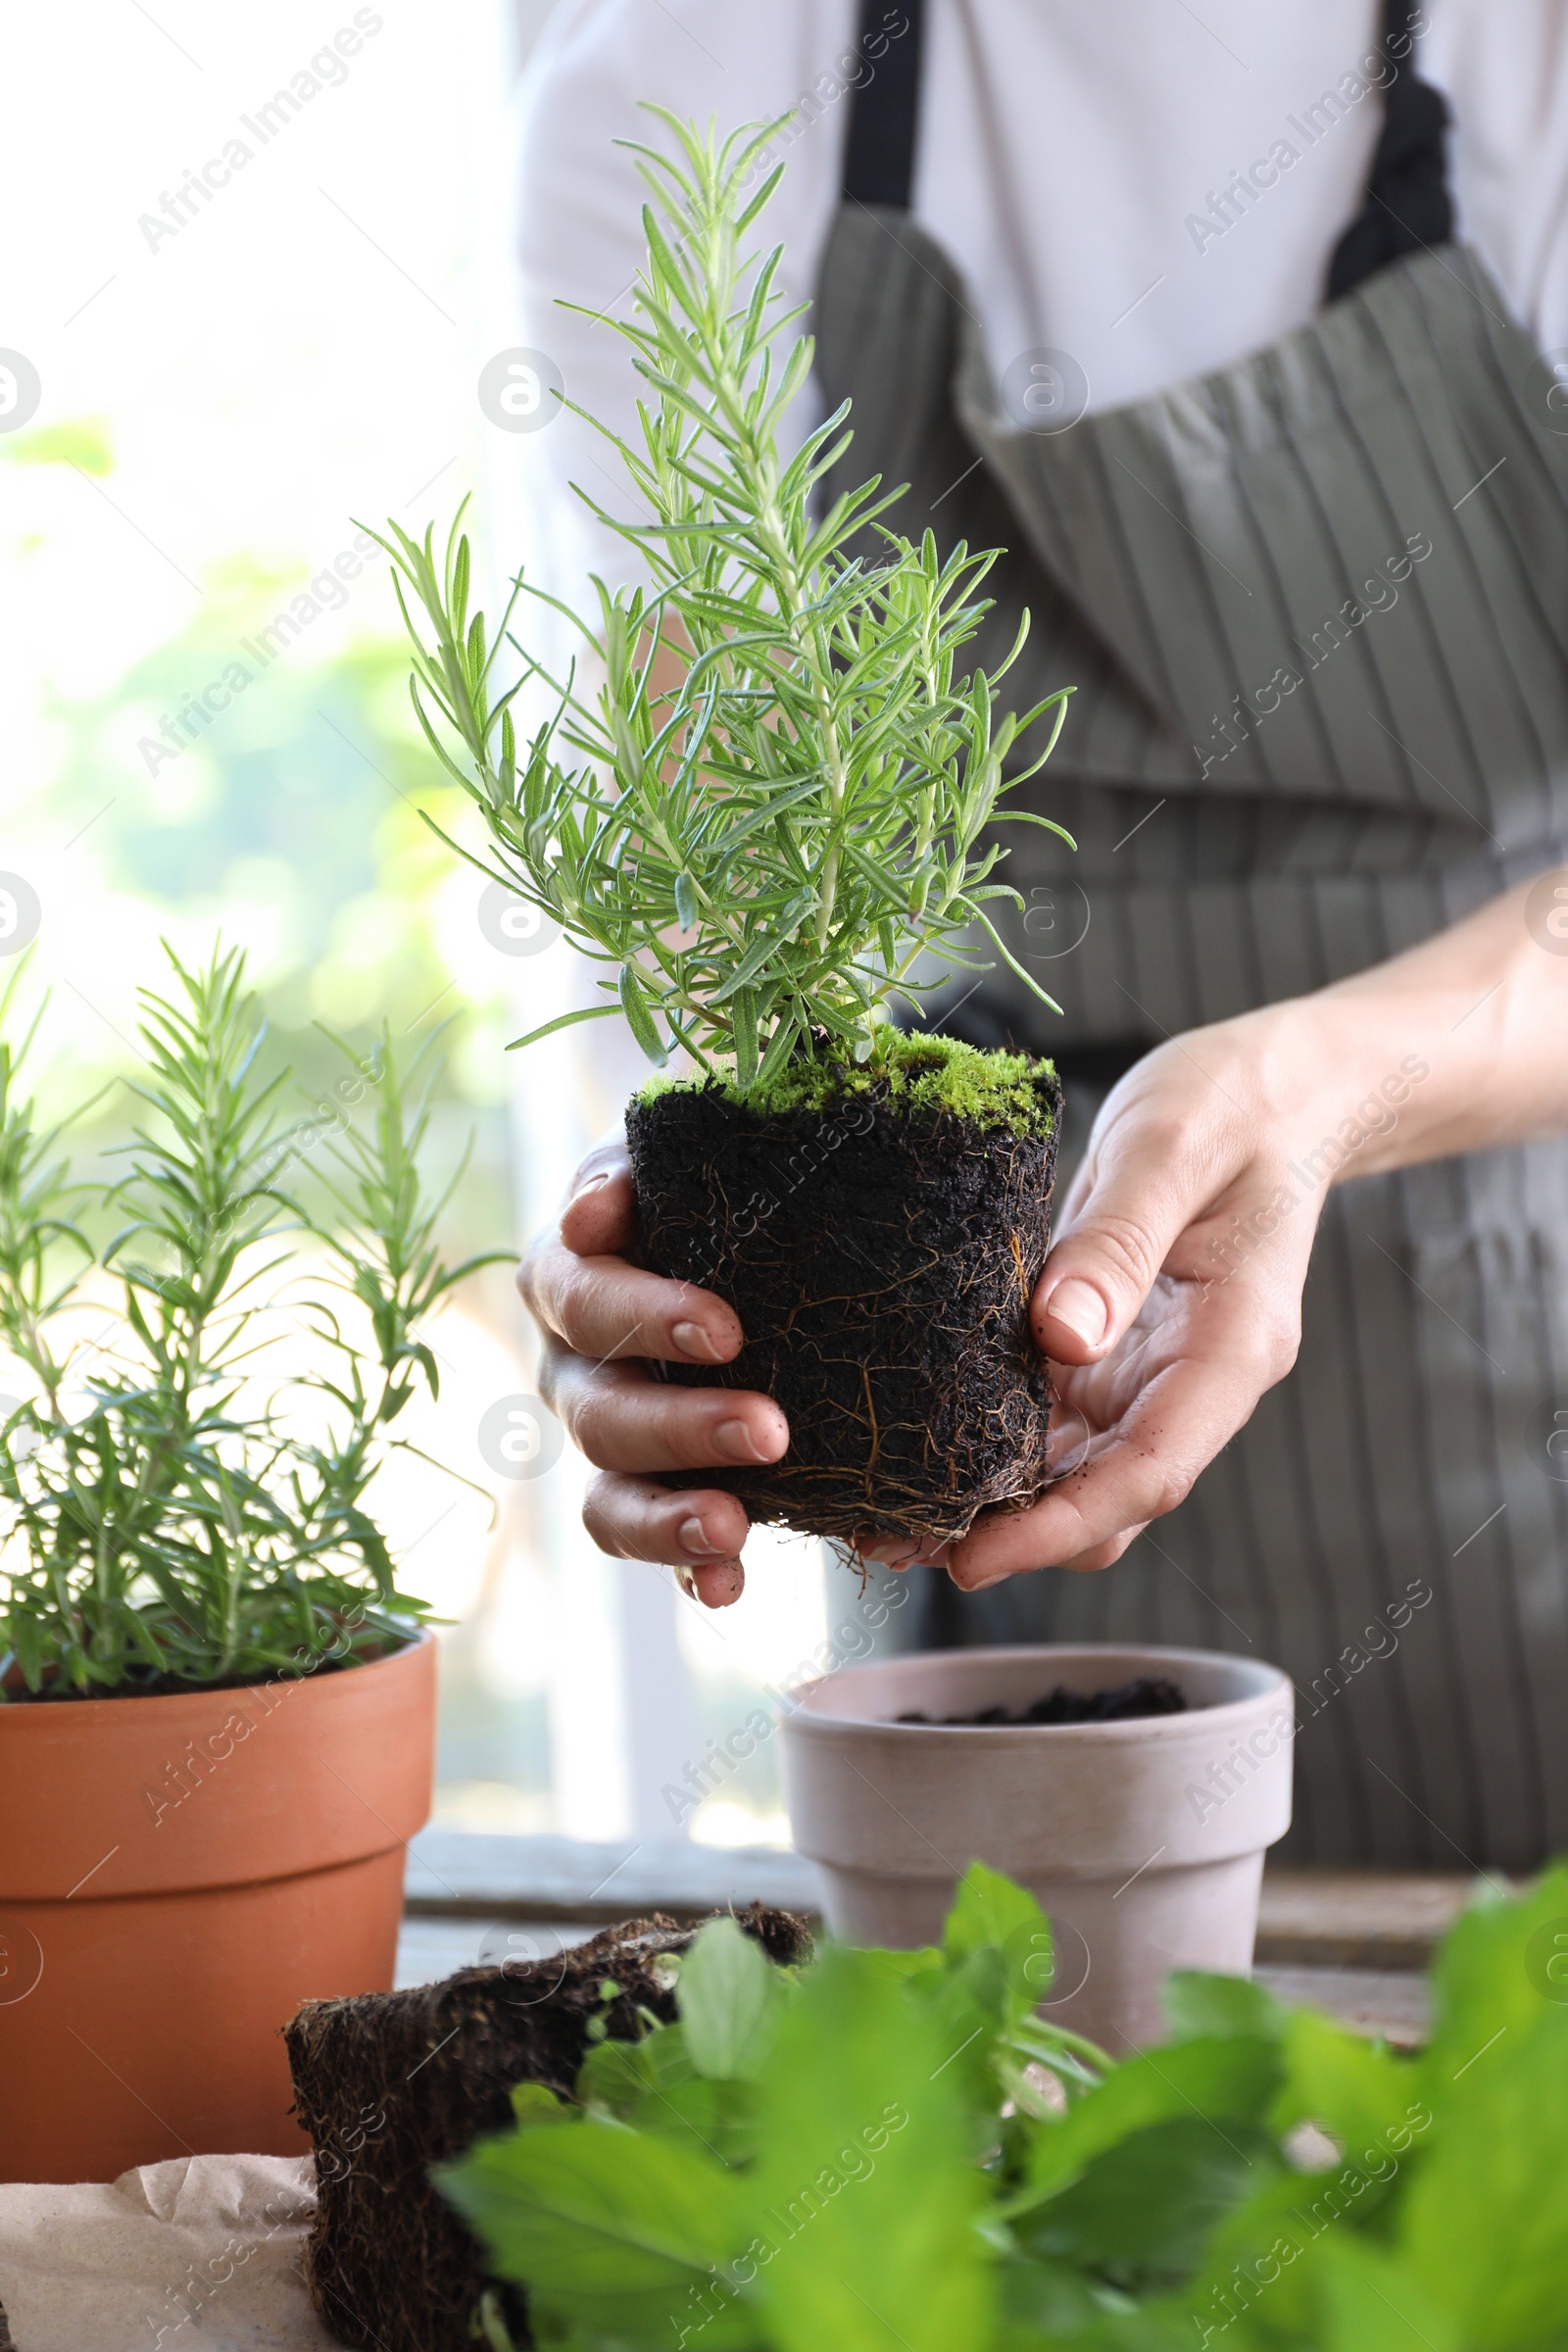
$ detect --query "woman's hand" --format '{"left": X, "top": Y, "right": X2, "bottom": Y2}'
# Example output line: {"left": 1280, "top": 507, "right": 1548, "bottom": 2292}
{"left": 516, "top": 1143, "right": 789, "bottom": 1608}
{"left": 949, "top": 870, "right": 1568, "bottom": 1589}
{"left": 947, "top": 1010, "right": 1326, "bottom": 1589}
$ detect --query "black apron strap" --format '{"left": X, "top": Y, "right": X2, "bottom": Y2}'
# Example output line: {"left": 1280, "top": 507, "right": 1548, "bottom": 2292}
{"left": 842, "top": 0, "right": 926, "bottom": 207}
{"left": 1327, "top": 0, "right": 1453, "bottom": 299}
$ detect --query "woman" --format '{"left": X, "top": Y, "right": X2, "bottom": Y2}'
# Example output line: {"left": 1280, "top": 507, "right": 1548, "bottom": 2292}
{"left": 512, "top": 0, "right": 1568, "bottom": 1868}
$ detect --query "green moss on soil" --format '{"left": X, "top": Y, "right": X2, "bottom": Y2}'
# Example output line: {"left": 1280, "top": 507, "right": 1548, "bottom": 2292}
{"left": 638, "top": 1030, "right": 1056, "bottom": 1138}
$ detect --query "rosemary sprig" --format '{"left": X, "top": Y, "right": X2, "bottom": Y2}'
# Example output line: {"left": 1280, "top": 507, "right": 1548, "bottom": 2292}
{"left": 372, "top": 113, "right": 1071, "bottom": 1082}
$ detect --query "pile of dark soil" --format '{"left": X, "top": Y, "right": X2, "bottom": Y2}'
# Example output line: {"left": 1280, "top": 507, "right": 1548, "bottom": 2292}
{"left": 898, "top": 1676, "right": 1188, "bottom": 1726}
{"left": 626, "top": 1067, "right": 1061, "bottom": 1545}
{"left": 284, "top": 1904, "right": 809, "bottom": 2352}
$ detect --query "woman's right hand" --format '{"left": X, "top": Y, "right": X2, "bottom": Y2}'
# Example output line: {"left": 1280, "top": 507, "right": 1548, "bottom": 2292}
{"left": 516, "top": 1142, "right": 790, "bottom": 1607}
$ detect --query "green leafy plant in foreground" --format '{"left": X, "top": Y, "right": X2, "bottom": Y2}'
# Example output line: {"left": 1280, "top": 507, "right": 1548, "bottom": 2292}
{"left": 374, "top": 115, "right": 1071, "bottom": 1088}
{"left": 442, "top": 1861, "right": 1568, "bottom": 2352}
{"left": 0, "top": 944, "right": 503, "bottom": 1694}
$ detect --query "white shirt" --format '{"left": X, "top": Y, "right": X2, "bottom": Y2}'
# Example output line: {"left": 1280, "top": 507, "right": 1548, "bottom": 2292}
{"left": 513, "top": 0, "right": 1568, "bottom": 607}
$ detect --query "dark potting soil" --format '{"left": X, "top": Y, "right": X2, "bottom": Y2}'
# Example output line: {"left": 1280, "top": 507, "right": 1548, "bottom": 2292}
{"left": 2, "top": 1653, "right": 371, "bottom": 1702}
{"left": 284, "top": 1904, "right": 810, "bottom": 2352}
{"left": 625, "top": 1067, "right": 1061, "bottom": 1545}
{"left": 897, "top": 1676, "right": 1188, "bottom": 1727}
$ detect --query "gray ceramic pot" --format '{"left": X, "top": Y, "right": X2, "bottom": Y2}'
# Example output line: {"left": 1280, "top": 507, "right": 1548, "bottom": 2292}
{"left": 780, "top": 1642, "right": 1294, "bottom": 2051}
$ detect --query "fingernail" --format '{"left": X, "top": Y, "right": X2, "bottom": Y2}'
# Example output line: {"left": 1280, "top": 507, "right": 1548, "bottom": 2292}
{"left": 678, "top": 1515, "right": 725, "bottom": 1558}
{"left": 1045, "top": 1277, "right": 1107, "bottom": 1347}
{"left": 674, "top": 1564, "right": 699, "bottom": 1600}
{"left": 713, "top": 1418, "right": 770, "bottom": 1464}
{"left": 570, "top": 1170, "right": 611, "bottom": 1202}
{"left": 863, "top": 1540, "right": 916, "bottom": 1568}
{"left": 671, "top": 1319, "right": 723, "bottom": 1363}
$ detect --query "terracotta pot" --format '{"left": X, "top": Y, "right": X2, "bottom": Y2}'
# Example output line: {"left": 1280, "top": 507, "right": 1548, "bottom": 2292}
{"left": 781, "top": 1643, "right": 1294, "bottom": 2052}
{"left": 0, "top": 1633, "right": 434, "bottom": 2183}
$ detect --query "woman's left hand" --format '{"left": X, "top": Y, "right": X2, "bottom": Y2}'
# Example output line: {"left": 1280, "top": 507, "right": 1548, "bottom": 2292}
{"left": 943, "top": 1007, "right": 1329, "bottom": 1589}
{"left": 941, "top": 873, "right": 1568, "bottom": 1590}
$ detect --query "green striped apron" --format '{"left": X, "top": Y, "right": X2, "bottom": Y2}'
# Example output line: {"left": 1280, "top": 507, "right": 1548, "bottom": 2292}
{"left": 817, "top": 0, "right": 1568, "bottom": 1868}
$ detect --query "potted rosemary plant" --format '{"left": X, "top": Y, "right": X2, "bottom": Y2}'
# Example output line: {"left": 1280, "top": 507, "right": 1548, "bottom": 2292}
{"left": 378, "top": 116, "right": 1071, "bottom": 1546}
{"left": 0, "top": 945, "right": 500, "bottom": 2183}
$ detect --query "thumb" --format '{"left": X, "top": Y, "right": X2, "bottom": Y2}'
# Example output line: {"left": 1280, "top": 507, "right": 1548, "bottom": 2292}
{"left": 1033, "top": 1152, "right": 1200, "bottom": 1363}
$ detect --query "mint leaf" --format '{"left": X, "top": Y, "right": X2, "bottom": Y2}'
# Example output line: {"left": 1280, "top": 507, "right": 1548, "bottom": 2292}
{"left": 1270, "top": 2007, "right": 1428, "bottom": 2164}
{"left": 439, "top": 2114, "right": 750, "bottom": 2347}
{"left": 579, "top": 2017, "right": 697, "bottom": 2118}
{"left": 1018, "top": 2036, "right": 1283, "bottom": 2203}
{"left": 994, "top": 2250, "right": 1116, "bottom": 2334}
{"left": 678, "top": 1916, "right": 784, "bottom": 2081}
{"left": 1312, "top": 2238, "right": 1461, "bottom": 2352}
{"left": 944, "top": 1861, "right": 1054, "bottom": 2028}
{"left": 643, "top": 2077, "right": 761, "bottom": 2171}
{"left": 746, "top": 1943, "right": 993, "bottom": 2352}
{"left": 1419, "top": 1863, "right": 1568, "bottom": 2115}
{"left": 1398, "top": 2006, "right": 1568, "bottom": 2346}
{"left": 1180, "top": 2153, "right": 1411, "bottom": 2351}
{"left": 510, "top": 2082, "right": 571, "bottom": 2129}
{"left": 1018, "top": 2117, "right": 1282, "bottom": 2286}
{"left": 1163, "top": 1972, "right": 1284, "bottom": 2044}
{"left": 579, "top": 2018, "right": 760, "bottom": 2167}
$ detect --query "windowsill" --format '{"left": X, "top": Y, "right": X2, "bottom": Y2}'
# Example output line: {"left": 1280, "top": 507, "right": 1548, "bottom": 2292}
{"left": 402, "top": 1831, "right": 1483, "bottom": 2041}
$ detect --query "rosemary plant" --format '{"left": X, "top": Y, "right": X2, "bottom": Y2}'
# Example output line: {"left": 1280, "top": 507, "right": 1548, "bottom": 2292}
{"left": 0, "top": 946, "right": 501, "bottom": 1697}
{"left": 375, "top": 114, "right": 1070, "bottom": 1086}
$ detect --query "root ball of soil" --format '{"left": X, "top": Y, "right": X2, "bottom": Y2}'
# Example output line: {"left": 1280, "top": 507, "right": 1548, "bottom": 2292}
{"left": 625, "top": 1061, "right": 1061, "bottom": 1545}
{"left": 285, "top": 1905, "right": 809, "bottom": 2352}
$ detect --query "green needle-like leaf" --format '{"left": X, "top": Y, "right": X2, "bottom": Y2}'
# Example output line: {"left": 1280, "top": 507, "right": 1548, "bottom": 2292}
{"left": 375, "top": 116, "right": 1071, "bottom": 1084}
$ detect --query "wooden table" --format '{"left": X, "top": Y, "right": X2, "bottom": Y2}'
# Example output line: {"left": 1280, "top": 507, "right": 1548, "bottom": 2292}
{"left": 403, "top": 1833, "right": 1481, "bottom": 2045}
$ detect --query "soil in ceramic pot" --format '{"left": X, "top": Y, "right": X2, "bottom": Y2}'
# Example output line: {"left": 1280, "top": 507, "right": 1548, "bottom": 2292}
{"left": 897, "top": 1675, "right": 1188, "bottom": 1727}
{"left": 286, "top": 1904, "right": 808, "bottom": 2352}
{"left": 625, "top": 1039, "right": 1061, "bottom": 1546}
